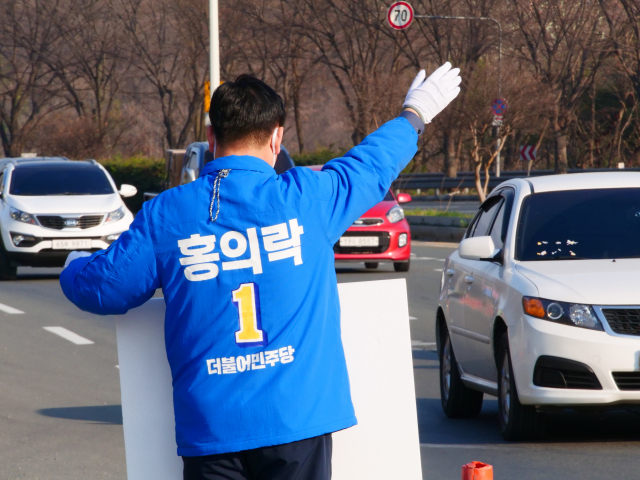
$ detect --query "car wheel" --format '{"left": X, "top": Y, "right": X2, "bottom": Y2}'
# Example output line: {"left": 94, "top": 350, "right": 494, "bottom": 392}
{"left": 498, "top": 332, "right": 546, "bottom": 440}
{"left": 364, "top": 262, "right": 379, "bottom": 269}
{"left": 439, "top": 327, "right": 483, "bottom": 418}
{"left": 0, "top": 241, "right": 17, "bottom": 281}
{"left": 393, "top": 260, "right": 410, "bottom": 272}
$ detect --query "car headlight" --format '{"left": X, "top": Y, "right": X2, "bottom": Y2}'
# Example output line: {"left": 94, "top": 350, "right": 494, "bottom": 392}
{"left": 10, "top": 207, "right": 36, "bottom": 225}
{"left": 522, "top": 296, "right": 602, "bottom": 331}
{"left": 386, "top": 205, "right": 404, "bottom": 223}
{"left": 105, "top": 207, "right": 125, "bottom": 224}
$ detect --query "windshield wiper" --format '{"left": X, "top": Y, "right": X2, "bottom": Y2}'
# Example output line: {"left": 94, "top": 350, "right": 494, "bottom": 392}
{"left": 46, "top": 192, "right": 92, "bottom": 196}
{"left": 545, "top": 255, "right": 589, "bottom": 260}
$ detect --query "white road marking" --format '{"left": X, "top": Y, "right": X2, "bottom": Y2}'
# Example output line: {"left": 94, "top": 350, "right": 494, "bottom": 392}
{"left": 434, "top": 268, "right": 443, "bottom": 272}
{"left": 115, "top": 365, "right": 120, "bottom": 369}
{"left": 0, "top": 302, "right": 24, "bottom": 314}
{"left": 421, "top": 443, "right": 517, "bottom": 450}
{"left": 413, "top": 257, "right": 445, "bottom": 261}
{"left": 43, "top": 327, "right": 94, "bottom": 345}
{"left": 409, "top": 316, "right": 418, "bottom": 320}
{"left": 411, "top": 340, "right": 436, "bottom": 348}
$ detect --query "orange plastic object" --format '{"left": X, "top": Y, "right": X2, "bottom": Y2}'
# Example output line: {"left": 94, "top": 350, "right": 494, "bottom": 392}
{"left": 522, "top": 296, "right": 545, "bottom": 318}
{"left": 461, "top": 461, "right": 493, "bottom": 480}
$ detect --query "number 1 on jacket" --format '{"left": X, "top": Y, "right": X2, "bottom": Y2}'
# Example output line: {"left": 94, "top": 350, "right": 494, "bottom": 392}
{"left": 232, "top": 283, "right": 267, "bottom": 347}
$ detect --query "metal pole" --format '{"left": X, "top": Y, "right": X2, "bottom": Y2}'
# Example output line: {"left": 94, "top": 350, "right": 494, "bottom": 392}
{"left": 416, "top": 15, "right": 503, "bottom": 176}
{"left": 496, "top": 138, "right": 501, "bottom": 177}
{"left": 210, "top": 0, "right": 220, "bottom": 95}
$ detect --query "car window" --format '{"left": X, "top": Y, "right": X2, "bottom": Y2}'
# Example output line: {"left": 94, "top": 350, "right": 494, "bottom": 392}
{"left": 0, "top": 171, "right": 4, "bottom": 196}
{"left": 9, "top": 164, "right": 114, "bottom": 196}
{"left": 471, "top": 197, "right": 503, "bottom": 237}
{"left": 383, "top": 190, "right": 394, "bottom": 201}
{"left": 516, "top": 188, "right": 640, "bottom": 260}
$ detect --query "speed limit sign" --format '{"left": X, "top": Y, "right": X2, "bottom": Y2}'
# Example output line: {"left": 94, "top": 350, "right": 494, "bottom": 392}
{"left": 387, "top": 2, "right": 414, "bottom": 30}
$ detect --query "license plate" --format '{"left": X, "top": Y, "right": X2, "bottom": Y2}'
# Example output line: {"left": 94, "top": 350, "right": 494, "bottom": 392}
{"left": 52, "top": 239, "right": 92, "bottom": 250}
{"left": 339, "top": 236, "right": 379, "bottom": 247}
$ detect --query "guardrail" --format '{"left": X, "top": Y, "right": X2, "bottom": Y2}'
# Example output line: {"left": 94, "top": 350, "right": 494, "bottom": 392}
{"left": 391, "top": 167, "right": 640, "bottom": 190}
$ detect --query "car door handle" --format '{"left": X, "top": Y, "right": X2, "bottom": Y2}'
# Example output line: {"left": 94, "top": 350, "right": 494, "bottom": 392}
{"left": 445, "top": 269, "right": 455, "bottom": 276}
{"left": 464, "top": 276, "right": 474, "bottom": 284}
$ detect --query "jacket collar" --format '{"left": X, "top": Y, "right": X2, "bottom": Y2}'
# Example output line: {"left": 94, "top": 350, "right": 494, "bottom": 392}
{"left": 200, "top": 155, "right": 275, "bottom": 177}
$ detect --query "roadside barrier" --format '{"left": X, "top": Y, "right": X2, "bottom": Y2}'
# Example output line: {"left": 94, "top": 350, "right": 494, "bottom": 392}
{"left": 461, "top": 461, "right": 493, "bottom": 480}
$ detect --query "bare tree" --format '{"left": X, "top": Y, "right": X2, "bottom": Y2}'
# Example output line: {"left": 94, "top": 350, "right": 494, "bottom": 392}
{"left": 42, "top": 0, "right": 124, "bottom": 138}
{"left": 111, "top": 0, "right": 208, "bottom": 149}
{"left": 0, "top": 0, "right": 65, "bottom": 157}
{"left": 296, "top": 0, "right": 408, "bottom": 145}
{"left": 509, "top": 0, "right": 607, "bottom": 173}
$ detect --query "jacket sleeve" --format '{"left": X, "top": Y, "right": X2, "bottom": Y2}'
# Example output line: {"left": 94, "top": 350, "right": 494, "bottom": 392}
{"left": 59, "top": 204, "right": 160, "bottom": 315}
{"left": 314, "top": 116, "right": 419, "bottom": 244}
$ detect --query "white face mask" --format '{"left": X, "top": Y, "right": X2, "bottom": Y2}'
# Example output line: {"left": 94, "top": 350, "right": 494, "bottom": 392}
{"left": 271, "top": 127, "right": 279, "bottom": 167}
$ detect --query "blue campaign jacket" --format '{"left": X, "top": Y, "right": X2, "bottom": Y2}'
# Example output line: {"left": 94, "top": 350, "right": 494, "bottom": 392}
{"left": 60, "top": 117, "right": 418, "bottom": 456}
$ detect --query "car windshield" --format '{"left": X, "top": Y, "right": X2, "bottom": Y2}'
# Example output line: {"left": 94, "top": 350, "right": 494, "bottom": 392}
{"left": 9, "top": 164, "right": 115, "bottom": 196}
{"left": 383, "top": 191, "right": 394, "bottom": 201}
{"left": 516, "top": 188, "right": 640, "bottom": 261}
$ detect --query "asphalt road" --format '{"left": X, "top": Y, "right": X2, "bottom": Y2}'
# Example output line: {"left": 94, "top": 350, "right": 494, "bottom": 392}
{"left": 2, "top": 242, "right": 640, "bottom": 479}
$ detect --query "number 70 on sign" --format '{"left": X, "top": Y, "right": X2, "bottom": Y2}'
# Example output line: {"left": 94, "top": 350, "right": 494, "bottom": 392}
{"left": 388, "top": 2, "right": 414, "bottom": 30}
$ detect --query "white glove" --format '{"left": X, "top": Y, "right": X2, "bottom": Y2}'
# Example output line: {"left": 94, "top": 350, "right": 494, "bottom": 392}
{"left": 63, "top": 250, "right": 92, "bottom": 269}
{"left": 403, "top": 62, "right": 462, "bottom": 124}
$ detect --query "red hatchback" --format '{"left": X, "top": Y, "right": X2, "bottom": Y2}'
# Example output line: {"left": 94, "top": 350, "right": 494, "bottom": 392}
{"left": 307, "top": 164, "right": 412, "bottom": 272}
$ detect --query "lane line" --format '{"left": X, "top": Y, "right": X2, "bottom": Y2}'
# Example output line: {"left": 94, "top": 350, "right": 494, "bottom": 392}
{"left": 412, "top": 340, "right": 436, "bottom": 347}
{"left": 413, "top": 257, "right": 446, "bottom": 261}
{"left": 0, "top": 302, "right": 24, "bottom": 314}
{"left": 43, "top": 327, "right": 94, "bottom": 345}
{"left": 434, "top": 268, "right": 443, "bottom": 272}
{"left": 421, "top": 443, "right": 517, "bottom": 450}
{"left": 115, "top": 365, "right": 120, "bottom": 369}
{"left": 409, "top": 316, "right": 418, "bottom": 320}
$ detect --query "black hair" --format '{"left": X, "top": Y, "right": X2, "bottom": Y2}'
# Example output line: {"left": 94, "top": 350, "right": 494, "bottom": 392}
{"left": 209, "top": 74, "right": 286, "bottom": 148}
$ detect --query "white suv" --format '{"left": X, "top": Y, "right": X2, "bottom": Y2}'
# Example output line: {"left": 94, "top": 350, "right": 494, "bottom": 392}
{"left": 437, "top": 172, "right": 640, "bottom": 440}
{"left": 0, "top": 158, "right": 136, "bottom": 279}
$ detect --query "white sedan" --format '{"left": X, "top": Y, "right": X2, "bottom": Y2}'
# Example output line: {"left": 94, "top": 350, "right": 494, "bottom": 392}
{"left": 437, "top": 172, "right": 640, "bottom": 440}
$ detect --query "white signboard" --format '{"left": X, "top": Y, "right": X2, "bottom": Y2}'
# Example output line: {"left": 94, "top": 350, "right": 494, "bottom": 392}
{"left": 116, "top": 279, "right": 422, "bottom": 480}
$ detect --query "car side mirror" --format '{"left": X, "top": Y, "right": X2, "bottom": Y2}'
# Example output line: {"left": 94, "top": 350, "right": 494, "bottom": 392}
{"left": 119, "top": 184, "right": 137, "bottom": 198}
{"left": 396, "top": 193, "right": 412, "bottom": 204}
{"left": 459, "top": 236, "right": 496, "bottom": 261}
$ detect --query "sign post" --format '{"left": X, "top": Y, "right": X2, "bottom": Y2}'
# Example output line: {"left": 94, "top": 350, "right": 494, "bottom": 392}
{"left": 491, "top": 98, "right": 507, "bottom": 178}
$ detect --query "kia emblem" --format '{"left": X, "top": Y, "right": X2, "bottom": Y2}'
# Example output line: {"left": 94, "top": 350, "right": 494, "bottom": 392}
{"left": 64, "top": 218, "right": 79, "bottom": 227}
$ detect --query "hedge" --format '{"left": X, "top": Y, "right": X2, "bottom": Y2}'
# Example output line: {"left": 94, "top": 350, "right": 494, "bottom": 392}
{"left": 291, "top": 148, "right": 348, "bottom": 166}
{"left": 99, "top": 156, "right": 165, "bottom": 213}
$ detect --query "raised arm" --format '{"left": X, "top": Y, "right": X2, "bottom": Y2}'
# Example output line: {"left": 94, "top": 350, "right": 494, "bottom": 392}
{"left": 313, "top": 63, "right": 462, "bottom": 243}
{"left": 60, "top": 204, "right": 160, "bottom": 315}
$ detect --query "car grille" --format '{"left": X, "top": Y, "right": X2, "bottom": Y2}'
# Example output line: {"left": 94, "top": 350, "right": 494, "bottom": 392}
{"left": 612, "top": 372, "right": 640, "bottom": 391}
{"left": 601, "top": 308, "right": 640, "bottom": 336}
{"left": 37, "top": 215, "right": 104, "bottom": 230}
{"left": 334, "top": 231, "right": 391, "bottom": 254}
{"left": 352, "top": 218, "right": 384, "bottom": 227}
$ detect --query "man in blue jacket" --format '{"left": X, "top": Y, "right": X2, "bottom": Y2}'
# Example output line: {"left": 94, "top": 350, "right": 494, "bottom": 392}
{"left": 61, "top": 63, "right": 460, "bottom": 480}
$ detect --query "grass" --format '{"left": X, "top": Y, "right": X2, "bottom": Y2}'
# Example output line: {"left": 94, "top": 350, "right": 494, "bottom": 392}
{"left": 404, "top": 208, "right": 474, "bottom": 218}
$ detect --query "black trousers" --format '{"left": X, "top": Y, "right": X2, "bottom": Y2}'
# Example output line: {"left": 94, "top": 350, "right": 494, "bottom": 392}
{"left": 183, "top": 434, "right": 332, "bottom": 480}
